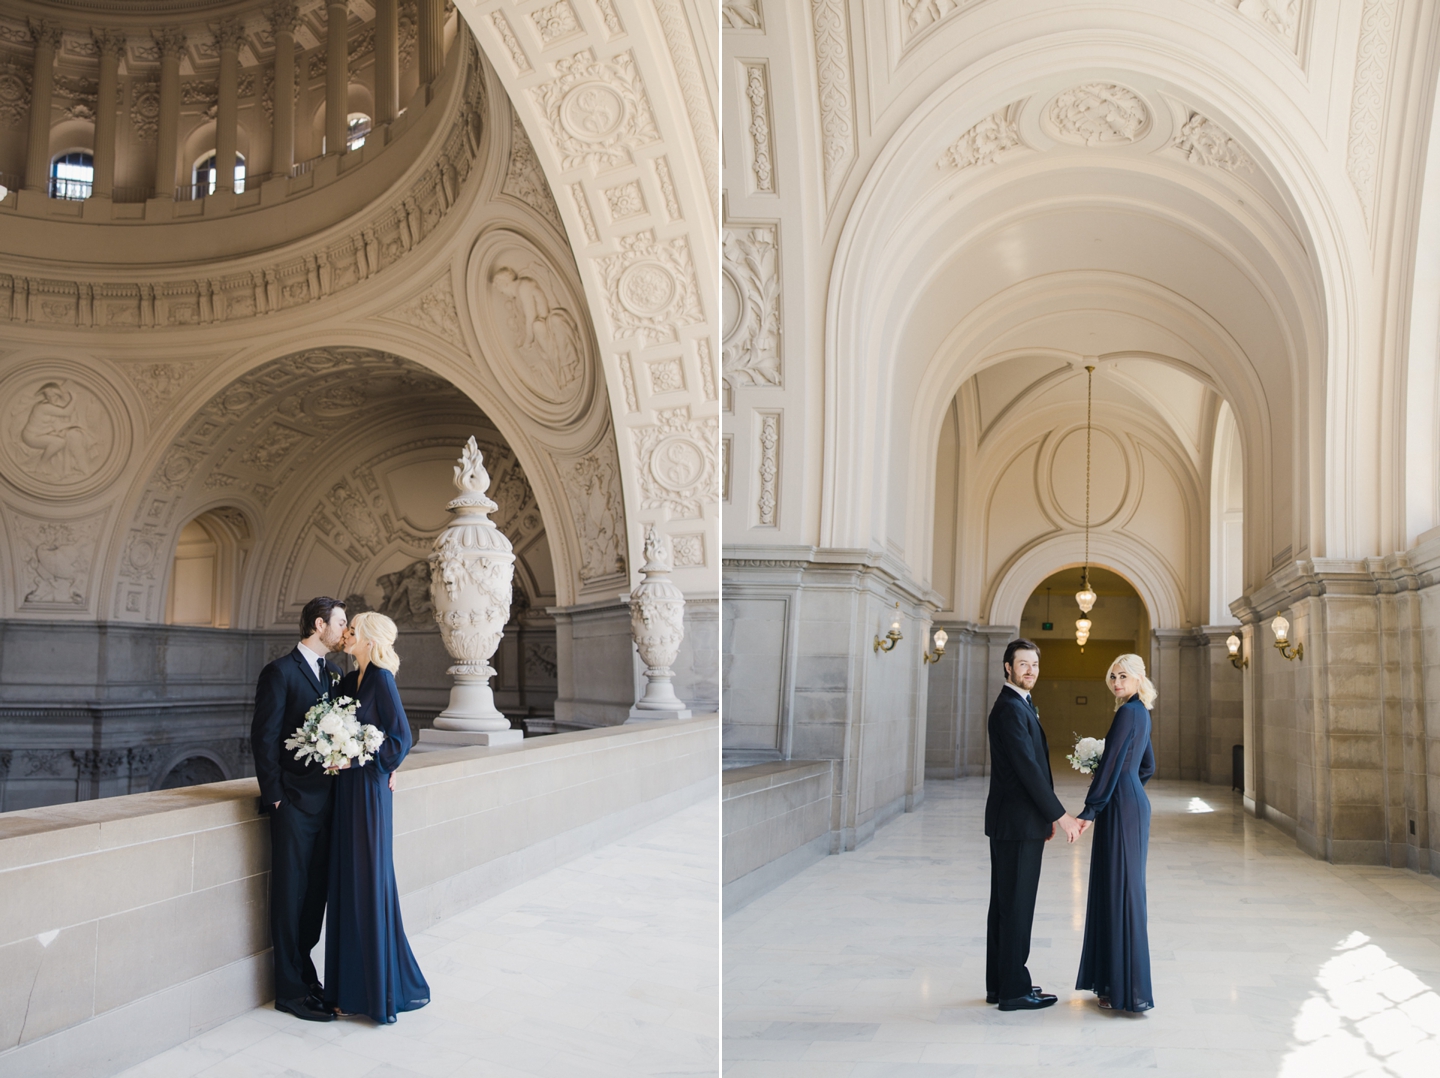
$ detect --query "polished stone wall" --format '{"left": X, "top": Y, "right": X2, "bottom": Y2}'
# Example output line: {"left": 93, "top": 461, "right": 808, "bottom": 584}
{"left": 722, "top": 550, "right": 933, "bottom": 852}
{"left": 0, "top": 716, "right": 717, "bottom": 1078}
{"left": 722, "top": 760, "right": 833, "bottom": 916}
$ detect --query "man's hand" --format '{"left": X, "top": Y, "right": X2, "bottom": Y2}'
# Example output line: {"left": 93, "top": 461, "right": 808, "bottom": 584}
{"left": 273, "top": 801, "right": 281, "bottom": 809}
{"left": 1046, "top": 822, "right": 1055, "bottom": 842}
{"left": 1055, "top": 813, "right": 1082, "bottom": 844}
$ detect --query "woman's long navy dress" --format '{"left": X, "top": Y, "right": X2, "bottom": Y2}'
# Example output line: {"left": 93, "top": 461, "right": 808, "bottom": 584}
{"left": 1075, "top": 694, "right": 1156, "bottom": 1012}
{"left": 324, "top": 666, "right": 430, "bottom": 1023}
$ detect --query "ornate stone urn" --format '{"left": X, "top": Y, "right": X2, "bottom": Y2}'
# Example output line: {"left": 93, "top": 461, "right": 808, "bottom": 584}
{"left": 627, "top": 526, "right": 692, "bottom": 720}
{"left": 423, "top": 437, "right": 523, "bottom": 746}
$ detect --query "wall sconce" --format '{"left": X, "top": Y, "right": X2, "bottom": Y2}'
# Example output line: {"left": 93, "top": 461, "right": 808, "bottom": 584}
{"left": 923, "top": 627, "right": 948, "bottom": 664}
{"left": 1270, "top": 614, "right": 1303, "bottom": 661}
{"left": 874, "top": 602, "right": 903, "bottom": 654}
{"left": 1225, "top": 632, "right": 1249, "bottom": 669}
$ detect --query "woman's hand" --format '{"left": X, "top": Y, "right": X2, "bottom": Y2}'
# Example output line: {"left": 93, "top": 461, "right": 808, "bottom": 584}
{"left": 388, "top": 771, "right": 396, "bottom": 792}
{"left": 1078, "top": 819, "right": 1092, "bottom": 835}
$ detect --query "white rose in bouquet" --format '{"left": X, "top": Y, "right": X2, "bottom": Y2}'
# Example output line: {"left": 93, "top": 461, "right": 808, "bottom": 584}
{"left": 1066, "top": 734, "right": 1105, "bottom": 774}
{"left": 286, "top": 697, "right": 380, "bottom": 775}
{"left": 317, "top": 712, "right": 345, "bottom": 738}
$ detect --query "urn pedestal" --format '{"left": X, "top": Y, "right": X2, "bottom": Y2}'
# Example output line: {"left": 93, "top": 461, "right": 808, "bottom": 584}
{"left": 627, "top": 526, "right": 691, "bottom": 721}
{"left": 418, "top": 437, "right": 524, "bottom": 749}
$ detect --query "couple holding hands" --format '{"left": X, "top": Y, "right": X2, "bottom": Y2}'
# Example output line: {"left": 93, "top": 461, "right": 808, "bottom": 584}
{"left": 985, "top": 639, "right": 1156, "bottom": 1014}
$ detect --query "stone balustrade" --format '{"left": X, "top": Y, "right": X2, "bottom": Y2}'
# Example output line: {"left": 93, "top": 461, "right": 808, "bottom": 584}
{"left": 722, "top": 759, "right": 834, "bottom": 915}
{"left": 0, "top": 716, "right": 717, "bottom": 1078}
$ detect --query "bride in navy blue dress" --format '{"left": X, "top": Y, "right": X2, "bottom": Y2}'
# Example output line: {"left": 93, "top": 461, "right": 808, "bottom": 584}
{"left": 1075, "top": 652, "right": 1156, "bottom": 1013}
{"left": 325, "top": 611, "right": 430, "bottom": 1023}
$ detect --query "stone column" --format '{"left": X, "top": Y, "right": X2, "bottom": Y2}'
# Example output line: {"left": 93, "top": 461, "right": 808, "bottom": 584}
{"left": 213, "top": 19, "right": 243, "bottom": 192}
{"left": 24, "top": 20, "right": 62, "bottom": 192}
{"left": 374, "top": 0, "right": 398, "bottom": 126}
{"left": 421, "top": 437, "right": 523, "bottom": 748}
{"left": 325, "top": 0, "right": 348, "bottom": 155}
{"left": 91, "top": 31, "right": 125, "bottom": 199}
{"left": 152, "top": 29, "right": 185, "bottom": 198}
{"left": 627, "top": 527, "right": 692, "bottom": 721}
{"left": 267, "top": 2, "right": 299, "bottom": 175}
{"left": 418, "top": 0, "right": 444, "bottom": 85}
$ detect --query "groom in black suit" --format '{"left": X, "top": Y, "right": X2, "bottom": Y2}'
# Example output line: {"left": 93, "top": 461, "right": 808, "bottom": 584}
{"left": 252, "top": 596, "right": 347, "bottom": 1022}
{"left": 985, "top": 638, "right": 1081, "bottom": 1011}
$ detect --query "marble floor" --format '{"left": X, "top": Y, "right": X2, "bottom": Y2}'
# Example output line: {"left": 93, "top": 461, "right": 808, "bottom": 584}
{"left": 117, "top": 797, "right": 719, "bottom": 1078}
{"left": 724, "top": 776, "right": 1440, "bottom": 1077}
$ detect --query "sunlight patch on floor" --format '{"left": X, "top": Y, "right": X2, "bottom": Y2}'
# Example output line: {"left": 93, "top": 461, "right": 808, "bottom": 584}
{"left": 1280, "top": 931, "right": 1440, "bottom": 1078}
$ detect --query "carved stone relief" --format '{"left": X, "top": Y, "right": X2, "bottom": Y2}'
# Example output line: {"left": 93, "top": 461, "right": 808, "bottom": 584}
{"left": 532, "top": 1, "right": 582, "bottom": 46}
{"left": 937, "top": 104, "right": 1023, "bottom": 170}
{"left": 1046, "top": 83, "right": 1149, "bottom": 145}
{"left": 596, "top": 229, "right": 704, "bottom": 346}
{"left": 469, "top": 230, "right": 597, "bottom": 424}
{"left": 8, "top": 508, "right": 107, "bottom": 609}
{"left": 530, "top": 49, "right": 661, "bottom": 171}
{"left": 757, "top": 411, "right": 779, "bottom": 526}
{"left": 594, "top": 0, "right": 624, "bottom": 37}
{"left": 724, "top": 0, "right": 764, "bottom": 30}
{"left": 901, "top": 0, "right": 968, "bottom": 44}
{"left": 502, "top": 104, "right": 565, "bottom": 233}
{"left": 631, "top": 406, "right": 719, "bottom": 518}
{"left": 0, "top": 59, "right": 30, "bottom": 127}
{"left": 811, "top": 0, "right": 855, "bottom": 200}
{"left": 653, "top": 156, "right": 682, "bottom": 220}
{"left": 619, "top": 352, "right": 640, "bottom": 412}
{"left": 1215, "top": 0, "right": 1302, "bottom": 49}
{"left": 130, "top": 75, "right": 160, "bottom": 140}
{"left": 697, "top": 339, "right": 717, "bottom": 401}
{"left": 557, "top": 435, "right": 628, "bottom": 584}
{"left": 672, "top": 532, "right": 705, "bottom": 566}
{"left": 1347, "top": 0, "right": 1397, "bottom": 223}
{"left": 1172, "top": 111, "right": 1254, "bottom": 172}
{"left": 722, "top": 225, "right": 781, "bottom": 388}
{"left": 648, "top": 357, "right": 685, "bottom": 394}
{"left": 571, "top": 182, "right": 600, "bottom": 241}
{"left": 381, "top": 275, "right": 466, "bottom": 349}
{"left": 491, "top": 10, "right": 532, "bottom": 73}
{"left": 744, "top": 62, "right": 776, "bottom": 194}
{"left": 0, "top": 366, "right": 130, "bottom": 501}
{"left": 604, "top": 180, "right": 646, "bottom": 219}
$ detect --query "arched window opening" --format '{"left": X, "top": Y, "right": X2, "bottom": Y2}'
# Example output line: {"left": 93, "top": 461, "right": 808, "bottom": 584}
{"left": 166, "top": 509, "right": 251, "bottom": 628}
{"left": 192, "top": 151, "right": 247, "bottom": 197}
{"left": 1209, "top": 402, "right": 1244, "bottom": 625}
{"left": 50, "top": 151, "right": 93, "bottom": 200}
{"left": 347, "top": 112, "right": 372, "bottom": 151}
{"left": 158, "top": 755, "right": 227, "bottom": 790}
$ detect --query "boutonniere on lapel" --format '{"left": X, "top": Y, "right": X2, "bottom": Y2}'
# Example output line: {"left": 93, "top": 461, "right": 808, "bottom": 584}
{"left": 324, "top": 668, "right": 340, "bottom": 700}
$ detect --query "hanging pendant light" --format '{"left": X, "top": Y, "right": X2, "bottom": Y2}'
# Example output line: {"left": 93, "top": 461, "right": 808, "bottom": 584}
{"left": 1076, "top": 364, "right": 1097, "bottom": 646}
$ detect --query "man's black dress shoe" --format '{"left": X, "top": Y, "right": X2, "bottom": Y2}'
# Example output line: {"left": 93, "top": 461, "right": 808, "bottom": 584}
{"left": 987, "top": 986, "right": 1042, "bottom": 1004}
{"left": 275, "top": 996, "right": 335, "bottom": 1022}
{"left": 997, "top": 989, "right": 1058, "bottom": 1011}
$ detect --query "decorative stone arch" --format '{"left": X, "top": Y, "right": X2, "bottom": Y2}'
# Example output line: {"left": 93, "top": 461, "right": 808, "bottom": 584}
{"left": 163, "top": 505, "right": 254, "bottom": 628}
{"left": 455, "top": 0, "right": 720, "bottom": 597}
{"left": 818, "top": 40, "right": 1346, "bottom": 586}
{"left": 987, "top": 533, "right": 1184, "bottom": 632}
{"left": 154, "top": 749, "right": 231, "bottom": 791}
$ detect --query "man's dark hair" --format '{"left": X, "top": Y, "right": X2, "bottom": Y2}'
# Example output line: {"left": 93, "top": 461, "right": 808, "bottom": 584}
{"left": 300, "top": 596, "right": 345, "bottom": 639}
{"left": 1003, "top": 638, "right": 1041, "bottom": 674}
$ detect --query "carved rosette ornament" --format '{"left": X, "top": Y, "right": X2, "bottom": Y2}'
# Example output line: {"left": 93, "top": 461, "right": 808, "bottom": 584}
{"left": 426, "top": 437, "right": 521, "bottom": 742}
{"left": 627, "top": 526, "right": 692, "bottom": 721}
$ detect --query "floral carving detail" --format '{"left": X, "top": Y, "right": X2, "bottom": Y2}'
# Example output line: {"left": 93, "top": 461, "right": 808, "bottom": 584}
{"left": 653, "top": 156, "right": 681, "bottom": 220}
{"left": 1172, "top": 111, "right": 1254, "bottom": 172}
{"left": 503, "top": 105, "right": 564, "bottom": 232}
{"left": 130, "top": 75, "right": 160, "bottom": 140}
{"left": 938, "top": 106, "right": 1022, "bottom": 170}
{"left": 757, "top": 412, "right": 779, "bottom": 526}
{"left": 722, "top": 226, "right": 781, "bottom": 388}
{"left": 531, "top": 1, "right": 580, "bottom": 44}
{"left": 490, "top": 11, "right": 531, "bottom": 73}
{"left": 745, "top": 63, "right": 775, "bottom": 193}
{"left": 531, "top": 48, "right": 660, "bottom": 171}
{"left": 384, "top": 276, "right": 465, "bottom": 348}
{"left": 672, "top": 533, "right": 704, "bottom": 566}
{"left": 1047, "top": 83, "right": 1149, "bottom": 145}
{"left": 648, "top": 357, "right": 684, "bottom": 393}
{"left": 619, "top": 353, "right": 639, "bottom": 412}
{"left": 604, "top": 180, "right": 646, "bottom": 219}
{"left": 1219, "top": 0, "right": 1301, "bottom": 46}
{"left": 902, "top": 0, "right": 965, "bottom": 41}
{"left": 632, "top": 406, "right": 719, "bottom": 517}
{"left": 595, "top": 0, "right": 624, "bottom": 36}
{"left": 596, "top": 229, "right": 703, "bottom": 346}
{"left": 120, "top": 361, "right": 200, "bottom": 415}
{"left": 571, "top": 183, "right": 599, "bottom": 242}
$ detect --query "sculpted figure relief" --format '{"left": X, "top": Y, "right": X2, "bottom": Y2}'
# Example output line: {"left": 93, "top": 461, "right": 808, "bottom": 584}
{"left": 491, "top": 266, "right": 584, "bottom": 392}
{"left": 16, "top": 381, "right": 102, "bottom": 482}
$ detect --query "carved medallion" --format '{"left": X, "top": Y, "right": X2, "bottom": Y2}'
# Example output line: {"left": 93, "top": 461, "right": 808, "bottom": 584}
{"left": 467, "top": 229, "right": 597, "bottom": 427}
{"left": 1045, "top": 83, "right": 1149, "bottom": 146}
{"left": 631, "top": 406, "right": 719, "bottom": 518}
{"left": 0, "top": 366, "right": 130, "bottom": 501}
{"left": 7, "top": 507, "right": 108, "bottom": 609}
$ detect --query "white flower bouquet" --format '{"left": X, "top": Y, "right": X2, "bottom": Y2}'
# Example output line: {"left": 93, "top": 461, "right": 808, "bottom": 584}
{"left": 1067, "top": 734, "right": 1105, "bottom": 774}
{"left": 285, "top": 697, "right": 385, "bottom": 775}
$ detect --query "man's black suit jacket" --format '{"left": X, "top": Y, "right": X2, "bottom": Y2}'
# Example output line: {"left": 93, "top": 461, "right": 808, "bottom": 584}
{"left": 984, "top": 687, "right": 1066, "bottom": 840}
{"left": 252, "top": 647, "right": 341, "bottom": 813}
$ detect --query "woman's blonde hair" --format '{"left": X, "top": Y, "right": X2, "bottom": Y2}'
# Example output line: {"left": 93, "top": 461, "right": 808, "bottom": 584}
{"left": 1109, "top": 652, "right": 1156, "bottom": 710}
{"left": 351, "top": 611, "right": 401, "bottom": 674}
